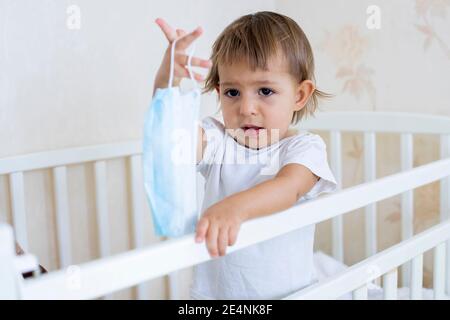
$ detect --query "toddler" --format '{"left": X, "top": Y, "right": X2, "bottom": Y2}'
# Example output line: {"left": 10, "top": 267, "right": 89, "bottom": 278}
{"left": 154, "top": 11, "right": 337, "bottom": 299}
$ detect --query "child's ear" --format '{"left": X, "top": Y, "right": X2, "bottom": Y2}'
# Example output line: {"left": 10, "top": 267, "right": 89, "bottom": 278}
{"left": 294, "top": 80, "right": 315, "bottom": 111}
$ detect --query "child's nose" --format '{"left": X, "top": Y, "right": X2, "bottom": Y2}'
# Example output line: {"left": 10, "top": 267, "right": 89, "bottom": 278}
{"left": 239, "top": 96, "right": 258, "bottom": 116}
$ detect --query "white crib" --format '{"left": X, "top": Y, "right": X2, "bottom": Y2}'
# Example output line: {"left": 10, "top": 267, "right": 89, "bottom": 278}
{"left": 1, "top": 111, "right": 449, "bottom": 300}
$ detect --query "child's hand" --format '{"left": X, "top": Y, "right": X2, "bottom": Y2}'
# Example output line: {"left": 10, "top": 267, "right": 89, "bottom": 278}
{"left": 153, "top": 18, "right": 212, "bottom": 91}
{"left": 195, "top": 200, "right": 245, "bottom": 258}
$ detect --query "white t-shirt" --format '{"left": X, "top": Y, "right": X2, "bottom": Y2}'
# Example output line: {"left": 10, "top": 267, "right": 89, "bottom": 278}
{"left": 190, "top": 116, "right": 338, "bottom": 300}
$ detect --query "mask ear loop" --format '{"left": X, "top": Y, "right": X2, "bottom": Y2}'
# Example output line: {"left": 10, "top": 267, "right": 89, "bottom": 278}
{"left": 168, "top": 37, "right": 178, "bottom": 89}
{"left": 168, "top": 36, "right": 198, "bottom": 89}
{"left": 186, "top": 42, "right": 198, "bottom": 88}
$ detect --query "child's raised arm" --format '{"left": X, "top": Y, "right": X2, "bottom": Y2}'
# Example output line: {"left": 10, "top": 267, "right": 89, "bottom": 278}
{"left": 153, "top": 18, "right": 211, "bottom": 165}
{"left": 153, "top": 18, "right": 212, "bottom": 93}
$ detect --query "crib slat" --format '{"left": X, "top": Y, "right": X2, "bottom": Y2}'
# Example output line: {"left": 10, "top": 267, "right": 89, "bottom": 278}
{"left": 168, "top": 271, "right": 180, "bottom": 300}
{"left": 94, "top": 161, "right": 110, "bottom": 257}
{"left": 330, "top": 131, "right": 343, "bottom": 262}
{"left": 364, "top": 133, "right": 377, "bottom": 258}
{"left": 410, "top": 254, "right": 423, "bottom": 300}
{"left": 440, "top": 134, "right": 450, "bottom": 296}
{"left": 129, "top": 155, "right": 150, "bottom": 300}
{"left": 401, "top": 133, "right": 414, "bottom": 287}
{"left": 9, "top": 172, "right": 29, "bottom": 252}
{"left": 0, "top": 224, "right": 20, "bottom": 299}
{"left": 94, "top": 161, "right": 112, "bottom": 299}
{"left": 53, "top": 166, "right": 72, "bottom": 267}
{"left": 352, "top": 285, "right": 368, "bottom": 300}
{"left": 383, "top": 269, "right": 398, "bottom": 300}
{"left": 441, "top": 134, "right": 450, "bottom": 222}
{"left": 433, "top": 243, "right": 446, "bottom": 299}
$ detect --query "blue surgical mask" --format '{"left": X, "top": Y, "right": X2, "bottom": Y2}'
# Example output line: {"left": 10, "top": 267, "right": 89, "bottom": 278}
{"left": 142, "top": 38, "right": 201, "bottom": 237}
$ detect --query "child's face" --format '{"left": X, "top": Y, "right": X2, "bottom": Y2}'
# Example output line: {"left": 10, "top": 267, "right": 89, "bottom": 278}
{"left": 217, "top": 52, "right": 313, "bottom": 149}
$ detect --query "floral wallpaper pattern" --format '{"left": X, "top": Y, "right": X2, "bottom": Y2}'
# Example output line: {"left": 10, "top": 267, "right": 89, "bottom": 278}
{"left": 314, "top": 0, "right": 449, "bottom": 286}
{"left": 320, "top": 26, "right": 376, "bottom": 109}
{"left": 415, "top": 0, "right": 450, "bottom": 58}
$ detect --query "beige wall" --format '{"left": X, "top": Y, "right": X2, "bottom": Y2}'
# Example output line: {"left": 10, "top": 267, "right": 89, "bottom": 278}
{"left": 1, "top": 0, "right": 449, "bottom": 298}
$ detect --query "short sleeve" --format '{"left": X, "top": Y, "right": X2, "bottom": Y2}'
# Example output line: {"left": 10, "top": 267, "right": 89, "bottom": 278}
{"left": 197, "top": 116, "right": 225, "bottom": 178}
{"left": 280, "top": 132, "right": 338, "bottom": 200}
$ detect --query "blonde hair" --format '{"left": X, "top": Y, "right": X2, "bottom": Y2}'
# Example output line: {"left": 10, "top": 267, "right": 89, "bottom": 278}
{"left": 203, "top": 11, "right": 331, "bottom": 124}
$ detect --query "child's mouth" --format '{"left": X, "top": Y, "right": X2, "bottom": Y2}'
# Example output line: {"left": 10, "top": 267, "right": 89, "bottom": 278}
{"left": 241, "top": 125, "right": 264, "bottom": 137}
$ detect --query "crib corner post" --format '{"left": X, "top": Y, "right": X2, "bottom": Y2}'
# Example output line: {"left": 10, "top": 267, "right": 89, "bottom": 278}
{"left": 440, "top": 134, "right": 450, "bottom": 296}
{"left": 0, "top": 223, "right": 21, "bottom": 299}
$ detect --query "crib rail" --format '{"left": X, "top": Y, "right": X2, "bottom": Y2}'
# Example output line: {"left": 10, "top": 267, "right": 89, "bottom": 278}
{"left": 1, "top": 111, "right": 450, "bottom": 299}
{"left": 301, "top": 111, "right": 450, "bottom": 134}
{"left": 302, "top": 111, "right": 450, "bottom": 289}
{"left": 2, "top": 156, "right": 448, "bottom": 299}
{"left": 0, "top": 141, "right": 142, "bottom": 175}
{"left": 285, "top": 220, "right": 450, "bottom": 300}
{"left": 0, "top": 140, "right": 142, "bottom": 253}
{"left": 0, "top": 141, "right": 148, "bottom": 298}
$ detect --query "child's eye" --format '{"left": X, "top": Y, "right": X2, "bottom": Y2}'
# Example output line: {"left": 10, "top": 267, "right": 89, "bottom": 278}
{"left": 258, "top": 88, "right": 274, "bottom": 96}
{"left": 224, "top": 89, "right": 240, "bottom": 98}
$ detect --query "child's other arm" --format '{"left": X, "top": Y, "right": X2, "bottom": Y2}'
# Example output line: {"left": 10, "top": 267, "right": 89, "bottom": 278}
{"left": 195, "top": 163, "right": 318, "bottom": 257}
{"left": 231, "top": 164, "right": 318, "bottom": 221}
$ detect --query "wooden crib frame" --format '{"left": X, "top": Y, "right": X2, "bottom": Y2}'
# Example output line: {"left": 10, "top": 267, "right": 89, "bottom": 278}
{"left": 0, "top": 111, "right": 449, "bottom": 299}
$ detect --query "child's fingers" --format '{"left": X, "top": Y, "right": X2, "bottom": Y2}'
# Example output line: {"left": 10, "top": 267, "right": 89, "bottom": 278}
{"left": 176, "top": 26, "right": 203, "bottom": 50}
{"left": 175, "top": 54, "right": 212, "bottom": 69}
{"left": 174, "top": 65, "right": 205, "bottom": 82}
{"left": 173, "top": 64, "right": 191, "bottom": 78}
{"left": 218, "top": 228, "right": 228, "bottom": 256}
{"left": 176, "top": 29, "right": 187, "bottom": 37}
{"left": 187, "top": 69, "right": 206, "bottom": 82}
{"left": 228, "top": 226, "right": 239, "bottom": 246}
{"left": 195, "top": 218, "right": 209, "bottom": 243}
{"left": 206, "top": 224, "right": 219, "bottom": 257}
{"left": 192, "top": 72, "right": 206, "bottom": 82}
{"left": 155, "top": 18, "right": 177, "bottom": 42}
